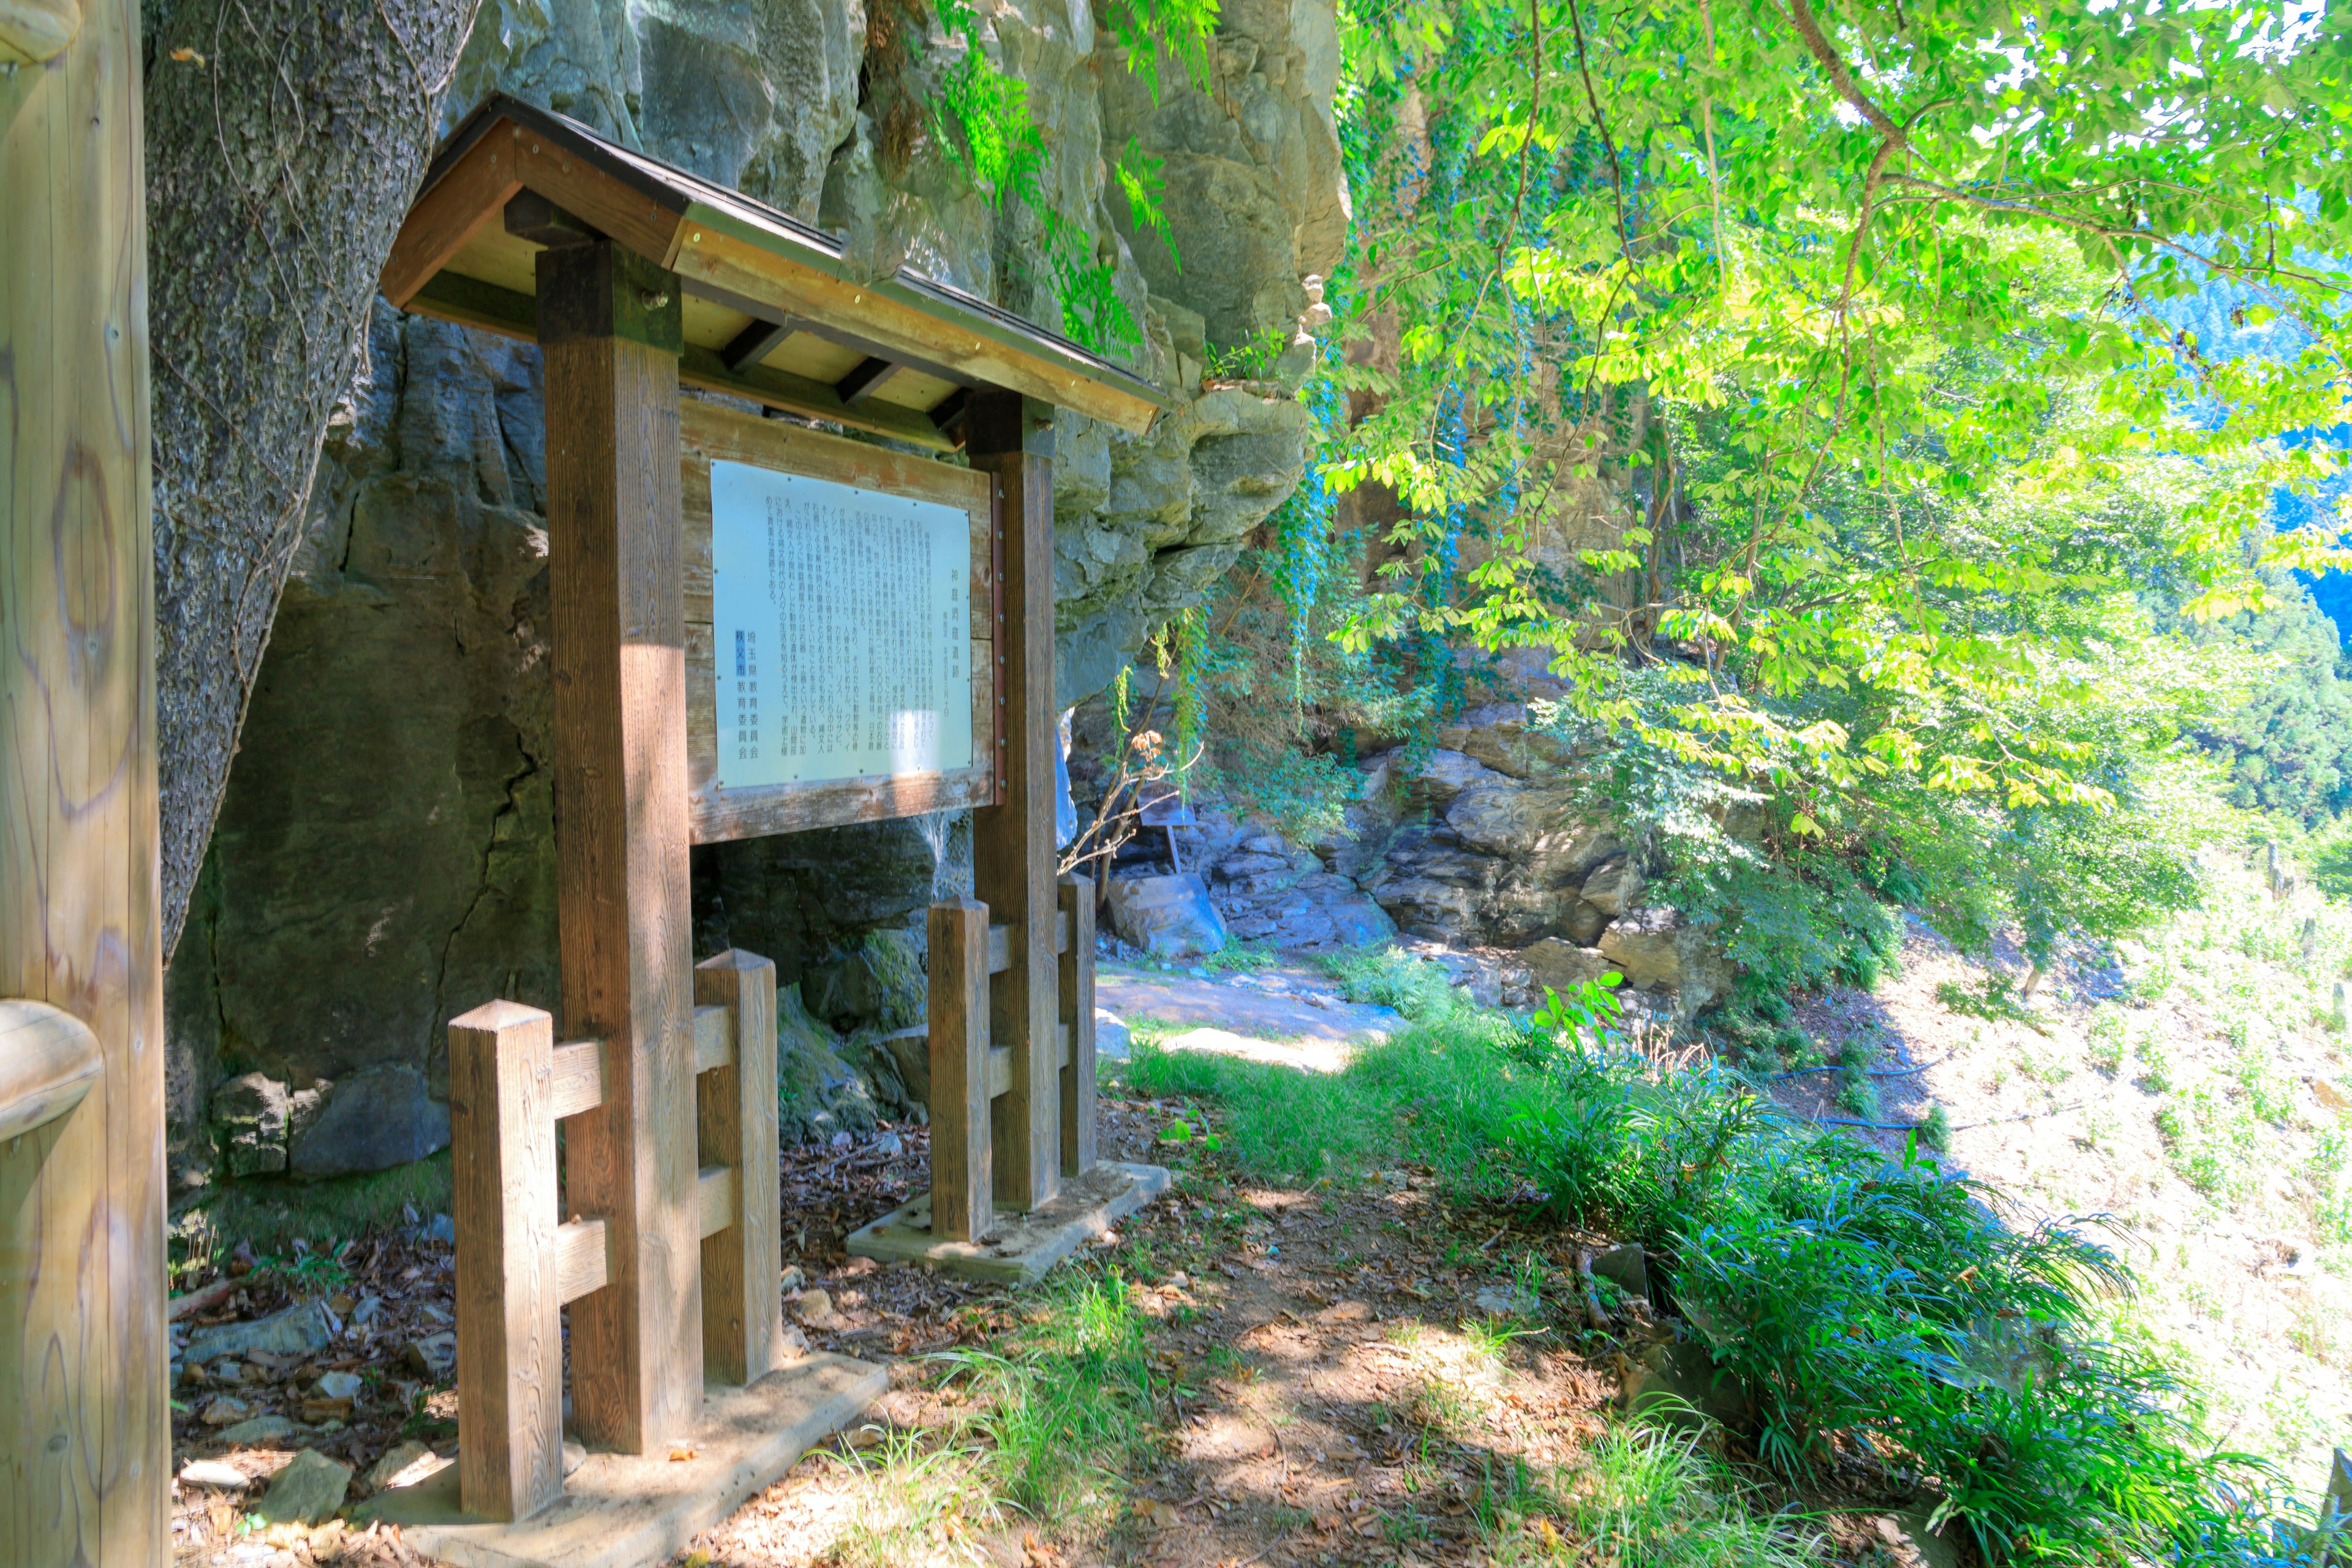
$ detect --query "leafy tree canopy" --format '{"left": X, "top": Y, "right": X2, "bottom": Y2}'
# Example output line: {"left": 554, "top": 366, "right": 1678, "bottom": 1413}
{"left": 1322, "top": 0, "right": 2352, "bottom": 829}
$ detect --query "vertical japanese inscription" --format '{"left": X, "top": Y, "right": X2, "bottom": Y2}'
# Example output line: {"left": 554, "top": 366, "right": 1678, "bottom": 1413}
{"left": 710, "top": 460, "right": 973, "bottom": 788}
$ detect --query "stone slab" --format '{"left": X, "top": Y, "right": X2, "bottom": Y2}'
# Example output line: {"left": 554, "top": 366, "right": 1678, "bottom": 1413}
{"left": 1096, "top": 966, "right": 1402, "bottom": 1044}
{"left": 350, "top": 1354, "right": 883, "bottom": 1568}
{"left": 845, "top": 1161, "right": 1171, "bottom": 1284}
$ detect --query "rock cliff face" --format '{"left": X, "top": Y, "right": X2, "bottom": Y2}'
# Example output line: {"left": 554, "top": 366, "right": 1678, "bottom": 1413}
{"left": 164, "top": 0, "right": 1349, "bottom": 1186}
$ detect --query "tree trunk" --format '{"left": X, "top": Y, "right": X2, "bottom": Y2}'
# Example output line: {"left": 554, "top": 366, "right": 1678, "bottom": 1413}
{"left": 146, "top": 0, "right": 478, "bottom": 960}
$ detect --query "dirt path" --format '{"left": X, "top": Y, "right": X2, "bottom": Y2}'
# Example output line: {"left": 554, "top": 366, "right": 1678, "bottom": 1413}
{"left": 670, "top": 1099, "right": 1617, "bottom": 1568}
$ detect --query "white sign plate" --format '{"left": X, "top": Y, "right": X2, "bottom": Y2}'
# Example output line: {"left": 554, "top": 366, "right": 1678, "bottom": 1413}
{"left": 711, "top": 459, "right": 974, "bottom": 790}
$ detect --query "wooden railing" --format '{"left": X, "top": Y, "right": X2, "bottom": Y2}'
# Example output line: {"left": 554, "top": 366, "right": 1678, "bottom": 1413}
{"left": 926, "top": 873, "right": 1096, "bottom": 1242}
{"left": 447, "top": 950, "right": 782, "bottom": 1523}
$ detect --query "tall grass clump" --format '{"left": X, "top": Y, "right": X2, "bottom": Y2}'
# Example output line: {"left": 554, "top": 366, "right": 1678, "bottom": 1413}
{"left": 1134, "top": 1012, "right": 2312, "bottom": 1563}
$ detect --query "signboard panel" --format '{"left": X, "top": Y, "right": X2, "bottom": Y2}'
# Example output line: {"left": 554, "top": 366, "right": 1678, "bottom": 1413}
{"left": 709, "top": 461, "right": 973, "bottom": 788}
{"left": 680, "top": 399, "right": 997, "bottom": 842}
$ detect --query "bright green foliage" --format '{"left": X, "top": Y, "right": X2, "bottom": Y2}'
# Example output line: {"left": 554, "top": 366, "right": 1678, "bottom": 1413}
{"left": 1302, "top": 0, "right": 2352, "bottom": 960}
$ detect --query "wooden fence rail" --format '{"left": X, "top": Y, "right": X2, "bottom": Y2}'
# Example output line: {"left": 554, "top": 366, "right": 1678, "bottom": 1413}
{"left": 448, "top": 950, "right": 783, "bottom": 1523}
{"left": 926, "top": 873, "right": 1096, "bottom": 1243}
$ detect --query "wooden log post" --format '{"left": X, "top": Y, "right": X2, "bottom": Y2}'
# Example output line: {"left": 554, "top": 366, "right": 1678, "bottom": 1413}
{"left": 966, "top": 393, "right": 1059, "bottom": 1212}
{"left": 537, "top": 236, "right": 702, "bottom": 1455}
{"left": 0, "top": 3, "right": 171, "bottom": 1562}
{"left": 448, "top": 1001, "right": 565, "bottom": 1523}
{"left": 693, "top": 950, "right": 782, "bottom": 1385}
{"left": 928, "top": 900, "right": 993, "bottom": 1242}
{"left": 1058, "top": 875, "right": 1097, "bottom": 1177}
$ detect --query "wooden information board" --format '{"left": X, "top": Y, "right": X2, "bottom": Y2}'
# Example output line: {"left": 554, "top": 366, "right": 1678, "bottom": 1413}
{"left": 681, "top": 400, "right": 997, "bottom": 842}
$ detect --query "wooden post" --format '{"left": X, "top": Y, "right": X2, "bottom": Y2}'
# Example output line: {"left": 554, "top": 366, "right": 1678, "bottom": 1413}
{"left": 1058, "top": 875, "right": 1097, "bottom": 1176}
{"left": 537, "top": 236, "right": 701, "bottom": 1455}
{"left": 694, "top": 950, "right": 781, "bottom": 1385}
{"left": 0, "top": 4, "right": 171, "bottom": 1563}
{"left": 449, "top": 1001, "right": 564, "bottom": 1523}
{"left": 927, "top": 900, "right": 993, "bottom": 1242}
{"left": 966, "top": 393, "right": 1059, "bottom": 1212}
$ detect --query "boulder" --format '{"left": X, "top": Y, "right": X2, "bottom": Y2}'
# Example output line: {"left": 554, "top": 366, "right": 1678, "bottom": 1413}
{"left": 1403, "top": 748, "right": 1501, "bottom": 810}
{"left": 1562, "top": 900, "right": 1609, "bottom": 946}
{"left": 800, "top": 928, "right": 927, "bottom": 1035}
{"left": 1622, "top": 1340, "right": 1753, "bottom": 1431}
{"left": 360, "top": 1440, "right": 443, "bottom": 1495}
{"left": 1095, "top": 1011, "right": 1133, "bottom": 1060}
{"left": 179, "top": 1459, "right": 251, "bottom": 1491}
{"left": 254, "top": 1448, "right": 353, "bottom": 1527}
{"left": 777, "top": 985, "right": 888, "bottom": 1143}
{"left": 218, "top": 1415, "right": 301, "bottom": 1447}
{"left": 289, "top": 1065, "right": 448, "bottom": 1177}
{"left": 184, "top": 1300, "right": 336, "bottom": 1366}
{"left": 1598, "top": 908, "right": 1732, "bottom": 1017}
{"left": 1579, "top": 856, "right": 1642, "bottom": 918}
{"left": 1107, "top": 874, "right": 1229, "bottom": 957}
{"left": 1436, "top": 707, "right": 1580, "bottom": 780}
{"left": 1518, "top": 940, "right": 1619, "bottom": 995}
{"left": 210, "top": 1073, "right": 290, "bottom": 1178}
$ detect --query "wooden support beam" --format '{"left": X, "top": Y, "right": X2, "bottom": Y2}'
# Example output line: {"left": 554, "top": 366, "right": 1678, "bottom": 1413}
{"left": 696, "top": 1167, "right": 737, "bottom": 1241}
{"left": 503, "top": 189, "right": 599, "bottom": 249}
{"left": 835, "top": 355, "right": 903, "bottom": 405}
{"left": 538, "top": 236, "right": 701, "bottom": 1457}
{"left": 718, "top": 316, "right": 794, "bottom": 373}
{"left": 984, "top": 910, "right": 1071, "bottom": 976}
{"left": 449, "top": 1001, "right": 565, "bottom": 1525}
{"left": 985, "top": 1025, "right": 1074, "bottom": 1099}
{"left": 1060, "top": 875, "right": 1098, "bottom": 1177}
{"left": 692, "top": 1003, "right": 732, "bottom": 1074}
{"left": 554, "top": 1219, "right": 612, "bottom": 1305}
{"left": 1, "top": 3, "right": 171, "bottom": 1558}
{"left": 967, "top": 390, "right": 1059, "bottom": 1212}
{"left": 693, "top": 950, "right": 782, "bottom": 1385}
{"left": 930, "top": 388, "right": 970, "bottom": 432}
{"left": 928, "top": 901, "right": 993, "bottom": 1243}
{"left": 550, "top": 1039, "right": 606, "bottom": 1121}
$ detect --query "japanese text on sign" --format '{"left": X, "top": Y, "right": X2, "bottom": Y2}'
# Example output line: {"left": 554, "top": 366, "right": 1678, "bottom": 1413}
{"left": 710, "top": 459, "right": 973, "bottom": 790}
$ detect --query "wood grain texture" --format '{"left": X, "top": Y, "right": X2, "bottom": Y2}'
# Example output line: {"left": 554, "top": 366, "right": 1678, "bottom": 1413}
{"left": 927, "top": 902, "right": 992, "bottom": 1244}
{"left": 0, "top": 3, "right": 170, "bottom": 1560}
{"left": 692, "top": 1004, "right": 730, "bottom": 1075}
{"left": 551, "top": 1039, "right": 608, "bottom": 1122}
{"left": 1059, "top": 876, "right": 1097, "bottom": 1177}
{"left": 538, "top": 241, "right": 701, "bottom": 1457}
{"left": 967, "top": 394, "right": 1060, "bottom": 1212}
{"left": 554, "top": 1219, "right": 612, "bottom": 1306}
{"left": 693, "top": 950, "right": 780, "bottom": 1385}
{"left": 0, "top": 1003, "right": 104, "bottom": 1144}
{"left": 675, "top": 400, "right": 998, "bottom": 841}
{"left": 448, "top": 1001, "right": 564, "bottom": 1524}
{"left": 695, "top": 1166, "right": 736, "bottom": 1240}
{"left": 377, "top": 137, "right": 523, "bottom": 309}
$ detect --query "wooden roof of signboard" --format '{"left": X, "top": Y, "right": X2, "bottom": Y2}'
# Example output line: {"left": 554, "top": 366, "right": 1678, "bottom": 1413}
{"left": 380, "top": 95, "right": 1172, "bottom": 451}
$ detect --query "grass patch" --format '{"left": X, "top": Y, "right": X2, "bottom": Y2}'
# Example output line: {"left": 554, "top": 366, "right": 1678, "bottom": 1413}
{"left": 1513, "top": 1424, "right": 1823, "bottom": 1567}
{"left": 820, "top": 1267, "right": 1161, "bottom": 1565}
{"left": 1134, "top": 1011, "right": 2305, "bottom": 1562}
{"left": 178, "top": 1150, "right": 451, "bottom": 1267}
{"left": 1317, "top": 944, "right": 1461, "bottom": 1019}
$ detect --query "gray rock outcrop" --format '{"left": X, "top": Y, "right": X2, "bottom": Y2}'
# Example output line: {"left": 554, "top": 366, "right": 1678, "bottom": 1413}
{"left": 165, "top": 0, "right": 1351, "bottom": 1181}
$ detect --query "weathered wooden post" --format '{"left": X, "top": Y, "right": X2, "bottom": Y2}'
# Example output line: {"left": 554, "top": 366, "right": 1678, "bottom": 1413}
{"left": 537, "top": 232, "right": 704, "bottom": 1459}
{"left": 1, "top": 2, "right": 173, "bottom": 1562}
